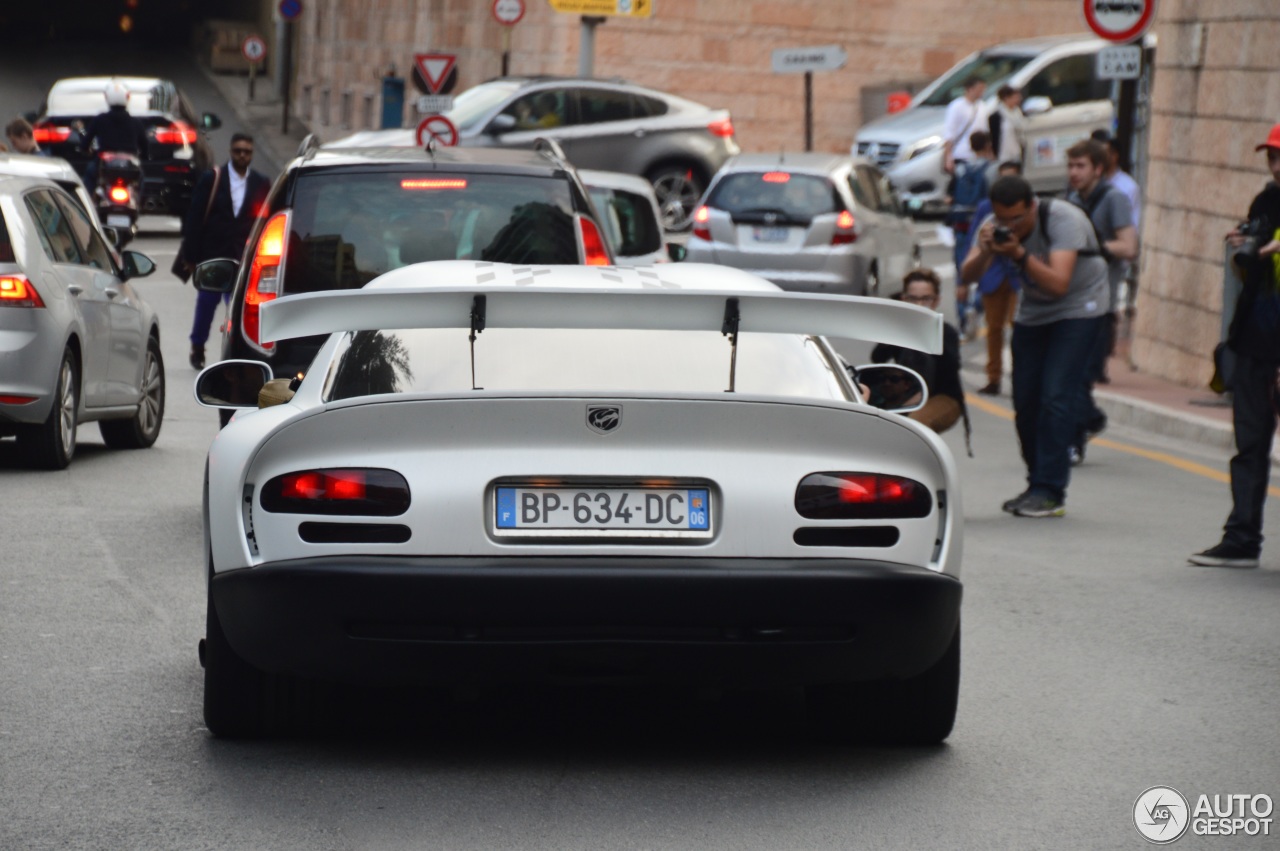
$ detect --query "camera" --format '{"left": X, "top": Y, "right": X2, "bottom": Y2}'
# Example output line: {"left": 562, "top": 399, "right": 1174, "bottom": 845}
{"left": 1233, "top": 217, "right": 1272, "bottom": 269}
{"left": 993, "top": 225, "right": 1013, "bottom": 244}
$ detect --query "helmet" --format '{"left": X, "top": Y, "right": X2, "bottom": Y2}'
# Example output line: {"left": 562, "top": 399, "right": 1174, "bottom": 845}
{"left": 104, "top": 79, "right": 130, "bottom": 108}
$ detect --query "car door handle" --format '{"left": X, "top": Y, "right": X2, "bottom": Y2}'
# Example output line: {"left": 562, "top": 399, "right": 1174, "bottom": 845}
{"left": 105, "top": 287, "right": 120, "bottom": 299}
{"left": 633, "top": 129, "right": 646, "bottom": 138}
{"left": 67, "top": 284, "right": 83, "bottom": 296}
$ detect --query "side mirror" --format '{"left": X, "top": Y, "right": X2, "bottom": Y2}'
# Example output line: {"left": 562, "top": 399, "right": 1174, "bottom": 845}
{"left": 665, "top": 242, "right": 687, "bottom": 262}
{"left": 1022, "top": 96, "right": 1052, "bottom": 116}
{"left": 193, "top": 258, "right": 239, "bottom": 293}
{"left": 194, "top": 360, "right": 272, "bottom": 409}
{"left": 852, "top": 363, "right": 929, "bottom": 414}
{"left": 488, "top": 114, "right": 517, "bottom": 135}
{"left": 202, "top": 112, "right": 222, "bottom": 130}
{"left": 120, "top": 250, "right": 155, "bottom": 280}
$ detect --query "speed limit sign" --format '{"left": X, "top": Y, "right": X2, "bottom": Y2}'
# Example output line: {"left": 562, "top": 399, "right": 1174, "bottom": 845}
{"left": 241, "top": 35, "right": 267, "bottom": 63}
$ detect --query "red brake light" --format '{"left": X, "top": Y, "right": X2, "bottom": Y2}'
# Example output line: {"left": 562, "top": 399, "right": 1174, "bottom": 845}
{"left": 795, "top": 472, "right": 932, "bottom": 519}
{"left": 707, "top": 118, "right": 735, "bottom": 138}
{"left": 0, "top": 395, "right": 38, "bottom": 404}
{"left": 0, "top": 275, "right": 44, "bottom": 308}
{"left": 401, "top": 178, "right": 467, "bottom": 190}
{"left": 109, "top": 184, "right": 131, "bottom": 204}
{"left": 692, "top": 205, "right": 711, "bottom": 241}
{"left": 832, "top": 209, "right": 858, "bottom": 245}
{"left": 32, "top": 124, "right": 71, "bottom": 144}
{"left": 153, "top": 121, "right": 198, "bottom": 146}
{"left": 576, "top": 214, "right": 611, "bottom": 266}
{"left": 762, "top": 172, "right": 791, "bottom": 183}
{"left": 260, "top": 468, "right": 411, "bottom": 516}
{"left": 242, "top": 210, "right": 290, "bottom": 353}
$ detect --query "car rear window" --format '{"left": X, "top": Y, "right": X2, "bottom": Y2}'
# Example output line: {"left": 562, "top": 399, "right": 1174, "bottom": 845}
{"left": 46, "top": 87, "right": 159, "bottom": 116}
{"left": 706, "top": 172, "right": 840, "bottom": 222}
{"left": 325, "top": 328, "right": 849, "bottom": 401}
{"left": 0, "top": 208, "right": 13, "bottom": 263}
{"left": 588, "top": 187, "right": 662, "bottom": 257}
{"left": 283, "top": 171, "right": 581, "bottom": 294}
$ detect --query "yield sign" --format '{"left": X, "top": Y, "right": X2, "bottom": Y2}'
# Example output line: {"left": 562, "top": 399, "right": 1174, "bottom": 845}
{"left": 414, "top": 54, "right": 457, "bottom": 95}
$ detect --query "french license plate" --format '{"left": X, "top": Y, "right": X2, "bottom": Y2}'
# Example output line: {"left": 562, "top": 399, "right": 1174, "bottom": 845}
{"left": 752, "top": 226, "right": 790, "bottom": 243}
{"left": 494, "top": 486, "right": 712, "bottom": 538}
{"left": 106, "top": 214, "right": 132, "bottom": 228}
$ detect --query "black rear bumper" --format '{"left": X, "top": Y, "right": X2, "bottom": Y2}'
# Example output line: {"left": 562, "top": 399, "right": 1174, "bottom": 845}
{"left": 211, "top": 556, "right": 962, "bottom": 688}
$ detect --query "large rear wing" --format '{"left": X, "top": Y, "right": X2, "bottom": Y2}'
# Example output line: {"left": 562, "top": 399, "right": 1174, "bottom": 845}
{"left": 259, "top": 267, "right": 943, "bottom": 355}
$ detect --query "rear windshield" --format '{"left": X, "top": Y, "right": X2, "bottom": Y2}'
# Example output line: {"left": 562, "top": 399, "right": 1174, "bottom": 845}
{"left": 284, "top": 171, "right": 581, "bottom": 294}
{"left": 918, "top": 53, "right": 1034, "bottom": 107}
{"left": 46, "top": 88, "right": 159, "bottom": 116}
{"left": 0, "top": 208, "right": 13, "bottom": 263}
{"left": 706, "top": 172, "right": 840, "bottom": 221}
{"left": 326, "top": 329, "right": 849, "bottom": 401}
{"left": 588, "top": 186, "right": 662, "bottom": 257}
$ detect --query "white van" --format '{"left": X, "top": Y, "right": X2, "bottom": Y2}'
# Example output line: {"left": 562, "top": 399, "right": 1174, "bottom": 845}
{"left": 854, "top": 34, "right": 1147, "bottom": 216}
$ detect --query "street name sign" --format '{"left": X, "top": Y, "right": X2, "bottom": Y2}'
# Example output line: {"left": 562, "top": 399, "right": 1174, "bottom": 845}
{"left": 546, "top": 0, "right": 652, "bottom": 18}
{"left": 771, "top": 44, "right": 847, "bottom": 74}
{"left": 1083, "top": 0, "right": 1156, "bottom": 43}
{"left": 1097, "top": 43, "right": 1142, "bottom": 79}
{"left": 493, "top": 0, "right": 526, "bottom": 24}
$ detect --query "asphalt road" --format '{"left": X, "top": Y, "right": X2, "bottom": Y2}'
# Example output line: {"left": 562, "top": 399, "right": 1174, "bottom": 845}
{"left": 2, "top": 44, "right": 1279, "bottom": 851}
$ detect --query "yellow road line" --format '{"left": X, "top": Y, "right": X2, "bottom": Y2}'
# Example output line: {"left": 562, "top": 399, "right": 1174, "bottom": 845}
{"left": 963, "top": 392, "right": 1280, "bottom": 498}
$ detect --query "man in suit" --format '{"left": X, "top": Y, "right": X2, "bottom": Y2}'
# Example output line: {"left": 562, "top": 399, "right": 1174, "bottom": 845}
{"left": 181, "top": 133, "right": 271, "bottom": 369}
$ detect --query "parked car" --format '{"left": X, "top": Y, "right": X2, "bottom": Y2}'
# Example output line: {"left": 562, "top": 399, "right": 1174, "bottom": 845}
{"left": 0, "top": 174, "right": 162, "bottom": 469}
{"left": 579, "top": 169, "right": 681, "bottom": 265}
{"left": 193, "top": 259, "right": 962, "bottom": 742}
{"left": 854, "top": 34, "right": 1140, "bottom": 216}
{"left": 0, "top": 150, "right": 131, "bottom": 247}
{"left": 685, "top": 153, "right": 919, "bottom": 298}
{"left": 326, "top": 76, "right": 740, "bottom": 231}
{"left": 32, "top": 76, "right": 221, "bottom": 217}
{"left": 195, "top": 139, "right": 612, "bottom": 383}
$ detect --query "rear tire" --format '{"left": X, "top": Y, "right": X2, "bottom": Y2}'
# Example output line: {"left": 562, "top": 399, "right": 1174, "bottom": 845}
{"left": 21, "top": 348, "right": 78, "bottom": 469}
{"left": 807, "top": 622, "right": 960, "bottom": 746}
{"left": 100, "top": 336, "right": 165, "bottom": 449}
{"left": 647, "top": 163, "right": 705, "bottom": 231}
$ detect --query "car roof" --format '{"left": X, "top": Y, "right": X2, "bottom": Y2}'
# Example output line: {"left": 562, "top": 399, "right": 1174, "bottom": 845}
{"left": 48, "top": 75, "right": 165, "bottom": 93}
{"left": 578, "top": 169, "right": 658, "bottom": 197}
{"left": 0, "top": 172, "right": 65, "bottom": 193}
{"left": 45, "top": 76, "right": 168, "bottom": 116}
{"left": 0, "top": 153, "right": 85, "bottom": 185}
{"left": 982, "top": 33, "right": 1107, "bottom": 55}
{"left": 295, "top": 145, "right": 576, "bottom": 176}
{"left": 719, "top": 152, "right": 859, "bottom": 175}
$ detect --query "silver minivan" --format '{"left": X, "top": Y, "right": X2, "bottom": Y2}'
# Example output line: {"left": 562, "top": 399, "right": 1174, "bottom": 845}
{"left": 854, "top": 34, "right": 1134, "bottom": 215}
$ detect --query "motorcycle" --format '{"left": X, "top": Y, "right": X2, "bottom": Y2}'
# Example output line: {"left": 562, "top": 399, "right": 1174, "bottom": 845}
{"left": 93, "top": 150, "right": 141, "bottom": 248}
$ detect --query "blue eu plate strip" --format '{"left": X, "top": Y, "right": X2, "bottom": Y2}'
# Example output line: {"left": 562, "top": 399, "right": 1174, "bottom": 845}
{"left": 495, "top": 487, "right": 516, "bottom": 528}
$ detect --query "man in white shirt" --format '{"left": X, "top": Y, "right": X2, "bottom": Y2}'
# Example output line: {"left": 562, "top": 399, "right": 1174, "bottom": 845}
{"left": 942, "top": 76, "right": 987, "bottom": 175}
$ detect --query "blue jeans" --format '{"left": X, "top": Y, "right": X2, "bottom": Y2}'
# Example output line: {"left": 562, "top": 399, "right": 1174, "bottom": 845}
{"left": 1011, "top": 316, "right": 1104, "bottom": 502}
{"left": 190, "top": 289, "right": 230, "bottom": 348}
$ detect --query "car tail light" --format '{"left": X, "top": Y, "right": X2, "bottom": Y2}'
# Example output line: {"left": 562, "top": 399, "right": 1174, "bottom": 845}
{"left": 108, "top": 184, "right": 131, "bottom": 204}
{"left": 153, "top": 121, "right": 198, "bottom": 145}
{"left": 832, "top": 210, "right": 858, "bottom": 245}
{"left": 762, "top": 171, "right": 790, "bottom": 183}
{"left": 707, "top": 118, "right": 735, "bottom": 138}
{"left": 691, "top": 205, "right": 711, "bottom": 241}
{"left": 0, "top": 395, "right": 38, "bottom": 405}
{"left": 795, "top": 472, "right": 932, "bottom": 520}
{"left": 32, "top": 123, "right": 71, "bottom": 144}
{"left": 242, "top": 210, "right": 290, "bottom": 353}
{"left": 576, "top": 214, "right": 611, "bottom": 266}
{"left": 401, "top": 178, "right": 467, "bottom": 190}
{"left": 260, "top": 468, "right": 411, "bottom": 516}
{"left": 0, "top": 275, "right": 44, "bottom": 308}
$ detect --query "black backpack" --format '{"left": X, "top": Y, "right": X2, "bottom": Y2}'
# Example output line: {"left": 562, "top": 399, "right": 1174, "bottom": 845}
{"left": 1038, "top": 192, "right": 1111, "bottom": 261}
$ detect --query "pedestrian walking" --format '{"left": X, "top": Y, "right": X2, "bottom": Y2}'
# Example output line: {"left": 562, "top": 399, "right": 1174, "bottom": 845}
{"left": 6, "top": 117, "right": 50, "bottom": 157}
{"left": 1091, "top": 129, "right": 1142, "bottom": 324}
{"left": 947, "top": 130, "right": 999, "bottom": 338}
{"left": 1188, "top": 124, "right": 1280, "bottom": 568}
{"left": 941, "top": 76, "right": 987, "bottom": 176}
{"left": 987, "top": 85, "right": 1025, "bottom": 164}
{"left": 960, "top": 175, "right": 1110, "bottom": 518}
{"left": 960, "top": 160, "right": 1025, "bottom": 395}
{"left": 1064, "top": 139, "right": 1137, "bottom": 463}
{"left": 179, "top": 132, "right": 270, "bottom": 369}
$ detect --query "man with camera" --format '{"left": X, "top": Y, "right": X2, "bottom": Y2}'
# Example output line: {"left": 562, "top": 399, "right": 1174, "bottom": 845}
{"left": 1189, "top": 124, "right": 1280, "bottom": 568}
{"left": 961, "top": 175, "right": 1110, "bottom": 517}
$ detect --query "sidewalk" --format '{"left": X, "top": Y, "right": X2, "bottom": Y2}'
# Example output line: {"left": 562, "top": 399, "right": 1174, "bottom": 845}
{"left": 198, "top": 64, "right": 314, "bottom": 177}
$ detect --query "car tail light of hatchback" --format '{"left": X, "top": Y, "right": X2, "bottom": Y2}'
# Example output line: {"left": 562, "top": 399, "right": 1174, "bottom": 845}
{"left": 691, "top": 205, "right": 711, "bottom": 241}
{"left": 242, "top": 210, "right": 290, "bottom": 353}
{"left": 762, "top": 171, "right": 791, "bottom": 183}
{"left": 32, "top": 123, "right": 71, "bottom": 144}
{"left": 575, "top": 214, "right": 611, "bottom": 266}
{"left": 832, "top": 210, "right": 858, "bottom": 245}
{"left": 152, "top": 121, "right": 198, "bottom": 146}
{"left": 401, "top": 178, "right": 468, "bottom": 190}
{"left": 260, "top": 468, "right": 411, "bottom": 516}
{"left": 707, "top": 118, "right": 735, "bottom": 138}
{"left": 0, "top": 275, "right": 45, "bottom": 308}
{"left": 795, "top": 472, "right": 932, "bottom": 520}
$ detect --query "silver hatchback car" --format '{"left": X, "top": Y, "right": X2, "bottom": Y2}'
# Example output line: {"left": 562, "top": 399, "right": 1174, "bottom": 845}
{"left": 0, "top": 174, "right": 162, "bottom": 469}
{"left": 685, "top": 153, "right": 920, "bottom": 298}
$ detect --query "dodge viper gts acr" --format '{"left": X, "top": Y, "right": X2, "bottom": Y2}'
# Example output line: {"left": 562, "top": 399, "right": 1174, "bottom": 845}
{"left": 195, "top": 261, "right": 963, "bottom": 742}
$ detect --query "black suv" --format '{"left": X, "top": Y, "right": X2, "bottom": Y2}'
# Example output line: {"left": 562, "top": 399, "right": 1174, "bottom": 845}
{"left": 198, "top": 139, "right": 613, "bottom": 382}
{"left": 33, "top": 76, "right": 219, "bottom": 217}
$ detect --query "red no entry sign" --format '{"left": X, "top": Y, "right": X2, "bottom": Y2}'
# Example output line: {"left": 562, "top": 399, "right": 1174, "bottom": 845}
{"left": 1083, "top": 0, "right": 1156, "bottom": 43}
{"left": 416, "top": 114, "right": 459, "bottom": 148}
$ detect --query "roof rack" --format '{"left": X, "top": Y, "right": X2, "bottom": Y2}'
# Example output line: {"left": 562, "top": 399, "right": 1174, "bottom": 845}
{"left": 296, "top": 133, "right": 321, "bottom": 161}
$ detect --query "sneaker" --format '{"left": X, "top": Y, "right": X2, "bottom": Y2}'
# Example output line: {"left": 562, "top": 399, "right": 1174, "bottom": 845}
{"left": 977, "top": 382, "right": 1000, "bottom": 395}
{"left": 1188, "top": 543, "right": 1259, "bottom": 568}
{"left": 189, "top": 346, "right": 205, "bottom": 370}
{"left": 1068, "top": 444, "right": 1084, "bottom": 466}
{"left": 1001, "top": 489, "right": 1031, "bottom": 514}
{"left": 1013, "top": 494, "right": 1066, "bottom": 518}
{"left": 1085, "top": 414, "right": 1107, "bottom": 440}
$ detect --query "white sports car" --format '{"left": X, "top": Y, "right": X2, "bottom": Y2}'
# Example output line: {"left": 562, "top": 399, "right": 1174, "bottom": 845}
{"left": 195, "top": 261, "right": 963, "bottom": 743}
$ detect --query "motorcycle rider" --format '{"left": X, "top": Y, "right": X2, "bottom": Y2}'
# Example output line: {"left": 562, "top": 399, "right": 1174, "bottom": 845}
{"left": 78, "top": 79, "right": 149, "bottom": 190}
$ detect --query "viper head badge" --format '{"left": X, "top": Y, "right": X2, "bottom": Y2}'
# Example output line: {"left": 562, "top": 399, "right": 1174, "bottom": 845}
{"left": 586, "top": 404, "right": 622, "bottom": 434}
